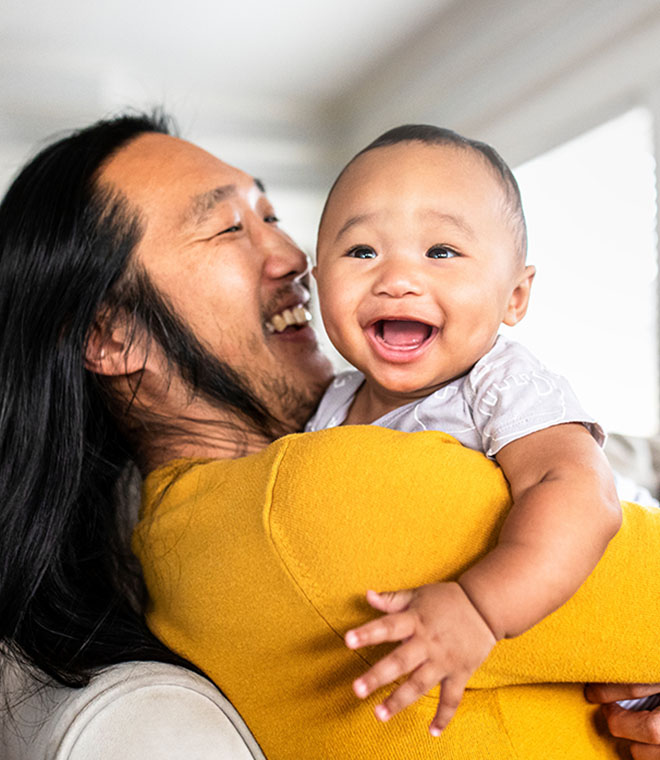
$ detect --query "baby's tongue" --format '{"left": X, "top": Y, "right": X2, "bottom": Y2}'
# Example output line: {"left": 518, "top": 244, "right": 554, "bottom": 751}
{"left": 380, "top": 320, "right": 429, "bottom": 347}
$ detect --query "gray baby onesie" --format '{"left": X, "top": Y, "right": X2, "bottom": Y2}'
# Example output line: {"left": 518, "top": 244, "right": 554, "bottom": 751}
{"left": 306, "top": 335, "right": 605, "bottom": 457}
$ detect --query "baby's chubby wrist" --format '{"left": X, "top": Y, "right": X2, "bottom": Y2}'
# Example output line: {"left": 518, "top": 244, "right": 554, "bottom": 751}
{"left": 455, "top": 578, "right": 503, "bottom": 642}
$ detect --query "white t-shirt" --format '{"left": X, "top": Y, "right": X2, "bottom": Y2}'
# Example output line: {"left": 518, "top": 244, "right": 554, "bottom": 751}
{"left": 307, "top": 336, "right": 605, "bottom": 457}
{"left": 0, "top": 660, "right": 265, "bottom": 760}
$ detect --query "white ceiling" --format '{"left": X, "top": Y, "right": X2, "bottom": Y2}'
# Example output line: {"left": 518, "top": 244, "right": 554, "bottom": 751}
{"left": 3, "top": 0, "right": 454, "bottom": 98}
{"left": 0, "top": 0, "right": 463, "bottom": 208}
{"left": 1, "top": 0, "right": 452, "bottom": 139}
{"left": 3, "top": 0, "right": 660, "bottom": 203}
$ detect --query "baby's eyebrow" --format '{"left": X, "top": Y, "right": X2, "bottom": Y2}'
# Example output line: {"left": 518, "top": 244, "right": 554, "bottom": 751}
{"left": 333, "top": 209, "right": 475, "bottom": 243}
{"left": 334, "top": 212, "right": 377, "bottom": 242}
{"left": 422, "top": 210, "right": 475, "bottom": 238}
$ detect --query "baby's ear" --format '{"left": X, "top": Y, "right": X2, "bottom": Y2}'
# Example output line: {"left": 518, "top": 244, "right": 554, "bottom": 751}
{"left": 502, "top": 265, "right": 535, "bottom": 326}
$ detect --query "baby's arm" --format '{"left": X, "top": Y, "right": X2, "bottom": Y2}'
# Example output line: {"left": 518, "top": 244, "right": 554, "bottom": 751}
{"left": 460, "top": 422, "right": 621, "bottom": 639}
{"left": 345, "top": 423, "right": 621, "bottom": 735}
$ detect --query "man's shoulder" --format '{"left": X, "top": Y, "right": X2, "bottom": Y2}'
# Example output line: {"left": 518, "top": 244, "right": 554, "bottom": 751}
{"left": 140, "top": 442, "right": 295, "bottom": 520}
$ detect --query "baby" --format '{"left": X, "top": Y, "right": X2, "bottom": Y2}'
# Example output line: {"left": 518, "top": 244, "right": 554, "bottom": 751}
{"left": 306, "top": 125, "right": 622, "bottom": 736}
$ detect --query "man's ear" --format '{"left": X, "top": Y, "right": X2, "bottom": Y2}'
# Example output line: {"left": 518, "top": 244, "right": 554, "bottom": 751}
{"left": 502, "top": 265, "right": 536, "bottom": 327}
{"left": 84, "top": 318, "right": 149, "bottom": 377}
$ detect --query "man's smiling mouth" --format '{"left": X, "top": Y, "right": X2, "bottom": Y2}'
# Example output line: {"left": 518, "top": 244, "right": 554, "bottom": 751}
{"left": 265, "top": 304, "right": 312, "bottom": 334}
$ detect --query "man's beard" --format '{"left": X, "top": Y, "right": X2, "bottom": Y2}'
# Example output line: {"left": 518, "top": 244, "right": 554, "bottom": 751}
{"left": 124, "top": 268, "right": 320, "bottom": 440}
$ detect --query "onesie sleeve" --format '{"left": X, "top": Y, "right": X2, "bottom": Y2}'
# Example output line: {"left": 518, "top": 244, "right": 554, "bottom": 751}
{"left": 305, "top": 370, "right": 364, "bottom": 431}
{"left": 464, "top": 338, "right": 605, "bottom": 457}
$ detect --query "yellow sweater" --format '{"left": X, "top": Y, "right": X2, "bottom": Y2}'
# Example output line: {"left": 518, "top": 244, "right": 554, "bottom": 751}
{"left": 134, "top": 427, "right": 660, "bottom": 759}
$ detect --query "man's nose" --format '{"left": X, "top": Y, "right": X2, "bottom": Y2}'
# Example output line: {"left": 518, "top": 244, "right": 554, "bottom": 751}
{"left": 373, "top": 258, "right": 424, "bottom": 298}
{"left": 260, "top": 227, "right": 309, "bottom": 281}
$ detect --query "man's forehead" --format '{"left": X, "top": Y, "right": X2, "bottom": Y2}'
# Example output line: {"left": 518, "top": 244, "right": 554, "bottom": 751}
{"left": 98, "top": 132, "right": 265, "bottom": 228}
{"left": 99, "top": 133, "right": 250, "bottom": 200}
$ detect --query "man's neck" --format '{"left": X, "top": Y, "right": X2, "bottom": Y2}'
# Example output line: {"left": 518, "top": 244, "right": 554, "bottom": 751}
{"left": 139, "top": 413, "right": 273, "bottom": 472}
{"left": 113, "top": 375, "right": 275, "bottom": 473}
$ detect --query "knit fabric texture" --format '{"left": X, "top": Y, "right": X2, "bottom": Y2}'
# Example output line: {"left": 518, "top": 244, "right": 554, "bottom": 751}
{"left": 134, "top": 426, "right": 660, "bottom": 759}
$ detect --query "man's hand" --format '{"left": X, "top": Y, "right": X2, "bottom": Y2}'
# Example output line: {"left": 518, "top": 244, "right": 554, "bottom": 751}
{"left": 344, "top": 581, "right": 497, "bottom": 736}
{"left": 586, "top": 683, "right": 660, "bottom": 758}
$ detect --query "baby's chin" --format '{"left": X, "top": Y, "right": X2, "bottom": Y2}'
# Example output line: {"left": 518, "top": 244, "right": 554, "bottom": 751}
{"left": 366, "top": 357, "right": 480, "bottom": 397}
{"left": 369, "top": 372, "right": 450, "bottom": 402}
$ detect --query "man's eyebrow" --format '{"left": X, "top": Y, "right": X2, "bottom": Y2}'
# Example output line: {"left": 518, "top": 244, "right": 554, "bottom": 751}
{"left": 187, "top": 185, "right": 237, "bottom": 227}
{"left": 187, "top": 179, "right": 266, "bottom": 228}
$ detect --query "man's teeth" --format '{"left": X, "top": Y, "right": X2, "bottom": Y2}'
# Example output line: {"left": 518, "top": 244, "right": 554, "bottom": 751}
{"left": 265, "top": 305, "right": 312, "bottom": 333}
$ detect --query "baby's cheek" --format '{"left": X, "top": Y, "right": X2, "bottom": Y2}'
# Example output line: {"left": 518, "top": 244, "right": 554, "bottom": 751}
{"left": 313, "top": 270, "right": 336, "bottom": 306}
{"left": 325, "top": 314, "right": 354, "bottom": 354}
{"left": 324, "top": 314, "right": 363, "bottom": 367}
{"left": 317, "top": 279, "right": 351, "bottom": 322}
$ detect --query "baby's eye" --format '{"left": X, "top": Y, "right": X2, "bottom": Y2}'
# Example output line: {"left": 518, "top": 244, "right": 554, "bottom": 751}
{"left": 426, "top": 245, "right": 458, "bottom": 259}
{"left": 346, "top": 245, "right": 377, "bottom": 259}
{"left": 264, "top": 214, "right": 279, "bottom": 224}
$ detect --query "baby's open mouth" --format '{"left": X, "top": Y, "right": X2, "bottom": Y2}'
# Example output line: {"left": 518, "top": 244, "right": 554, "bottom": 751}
{"left": 372, "top": 319, "right": 436, "bottom": 349}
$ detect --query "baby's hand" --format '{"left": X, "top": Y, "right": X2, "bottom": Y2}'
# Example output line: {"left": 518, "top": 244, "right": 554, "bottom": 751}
{"left": 345, "top": 582, "right": 497, "bottom": 736}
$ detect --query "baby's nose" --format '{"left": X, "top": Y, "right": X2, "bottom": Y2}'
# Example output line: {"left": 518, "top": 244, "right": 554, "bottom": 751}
{"left": 373, "top": 260, "right": 424, "bottom": 298}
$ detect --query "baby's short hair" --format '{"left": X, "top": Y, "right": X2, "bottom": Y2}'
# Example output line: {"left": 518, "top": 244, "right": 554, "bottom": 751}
{"left": 323, "top": 124, "right": 527, "bottom": 263}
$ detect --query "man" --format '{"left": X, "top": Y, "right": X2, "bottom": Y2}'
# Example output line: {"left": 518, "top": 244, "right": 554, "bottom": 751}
{"left": 85, "top": 124, "right": 334, "bottom": 463}
{"left": 0, "top": 112, "right": 658, "bottom": 759}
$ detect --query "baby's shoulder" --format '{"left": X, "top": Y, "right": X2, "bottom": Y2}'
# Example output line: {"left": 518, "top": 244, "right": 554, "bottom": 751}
{"left": 305, "top": 370, "right": 364, "bottom": 432}
{"left": 326, "top": 369, "right": 364, "bottom": 392}
{"left": 468, "top": 337, "right": 549, "bottom": 390}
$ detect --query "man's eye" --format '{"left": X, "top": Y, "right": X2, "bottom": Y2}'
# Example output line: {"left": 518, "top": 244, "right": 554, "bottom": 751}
{"left": 264, "top": 215, "right": 279, "bottom": 224}
{"left": 426, "top": 245, "right": 458, "bottom": 259}
{"left": 346, "top": 246, "right": 376, "bottom": 259}
{"left": 217, "top": 224, "right": 242, "bottom": 236}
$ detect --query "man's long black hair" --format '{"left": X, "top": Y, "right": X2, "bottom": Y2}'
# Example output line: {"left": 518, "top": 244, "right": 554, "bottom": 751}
{"left": 0, "top": 111, "right": 279, "bottom": 688}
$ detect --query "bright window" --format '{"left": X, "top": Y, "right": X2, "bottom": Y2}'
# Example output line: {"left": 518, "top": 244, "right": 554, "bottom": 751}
{"left": 505, "top": 108, "right": 658, "bottom": 436}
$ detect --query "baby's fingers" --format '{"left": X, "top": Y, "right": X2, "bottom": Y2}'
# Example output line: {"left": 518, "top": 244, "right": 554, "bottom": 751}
{"left": 365, "top": 588, "right": 414, "bottom": 613}
{"left": 429, "top": 674, "right": 468, "bottom": 737}
{"left": 353, "top": 638, "right": 426, "bottom": 699}
{"left": 375, "top": 660, "right": 440, "bottom": 721}
{"left": 345, "top": 611, "right": 415, "bottom": 650}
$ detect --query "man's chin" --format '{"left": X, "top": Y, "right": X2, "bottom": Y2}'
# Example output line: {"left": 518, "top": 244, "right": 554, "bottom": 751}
{"left": 263, "top": 352, "right": 334, "bottom": 434}
{"left": 269, "top": 329, "right": 334, "bottom": 385}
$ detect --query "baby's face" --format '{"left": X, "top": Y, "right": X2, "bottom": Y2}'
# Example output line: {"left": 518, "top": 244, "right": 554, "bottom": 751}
{"left": 314, "top": 142, "right": 534, "bottom": 399}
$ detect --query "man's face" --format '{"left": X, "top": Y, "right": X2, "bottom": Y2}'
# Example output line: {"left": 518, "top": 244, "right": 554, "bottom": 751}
{"left": 315, "top": 142, "right": 532, "bottom": 402}
{"left": 98, "top": 133, "right": 333, "bottom": 429}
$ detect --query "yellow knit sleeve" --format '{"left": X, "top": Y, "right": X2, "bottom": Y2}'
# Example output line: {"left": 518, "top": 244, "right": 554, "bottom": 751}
{"left": 137, "top": 426, "right": 660, "bottom": 760}
{"left": 271, "top": 426, "right": 660, "bottom": 687}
